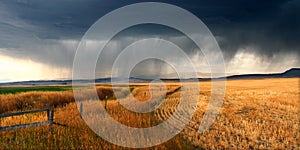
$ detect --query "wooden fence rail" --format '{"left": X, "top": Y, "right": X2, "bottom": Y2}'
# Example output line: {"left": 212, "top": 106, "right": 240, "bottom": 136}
{"left": 0, "top": 104, "right": 65, "bottom": 132}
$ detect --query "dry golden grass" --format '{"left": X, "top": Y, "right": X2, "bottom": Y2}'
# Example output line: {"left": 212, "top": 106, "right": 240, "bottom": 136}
{"left": 0, "top": 91, "right": 74, "bottom": 113}
{"left": 0, "top": 84, "right": 194, "bottom": 149}
{"left": 0, "top": 78, "right": 299, "bottom": 149}
{"left": 154, "top": 78, "right": 299, "bottom": 149}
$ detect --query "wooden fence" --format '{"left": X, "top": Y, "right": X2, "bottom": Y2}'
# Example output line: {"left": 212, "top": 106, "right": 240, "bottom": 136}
{"left": 0, "top": 104, "right": 65, "bottom": 132}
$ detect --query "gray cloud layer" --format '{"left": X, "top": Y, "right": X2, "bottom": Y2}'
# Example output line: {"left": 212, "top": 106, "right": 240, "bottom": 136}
{"left": 0, "top": 0, "right": 299, "bottom": 79}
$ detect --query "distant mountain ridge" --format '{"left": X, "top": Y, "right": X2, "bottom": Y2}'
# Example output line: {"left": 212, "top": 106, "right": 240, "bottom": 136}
{"left": 225, "top": 68, "right": 300, "bottom": 79}
{"left": 283, "top": 68, "right": 300, "bottom": 77}
{"left": 0, "top": 68, "right": 299, "bottom": 86}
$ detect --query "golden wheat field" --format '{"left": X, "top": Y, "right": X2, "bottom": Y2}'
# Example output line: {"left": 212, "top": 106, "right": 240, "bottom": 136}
{"left": 0, "top": 78, "right": 299, "bottom": 149}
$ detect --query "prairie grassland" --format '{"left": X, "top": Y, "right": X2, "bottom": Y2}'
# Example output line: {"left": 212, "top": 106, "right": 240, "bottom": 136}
{"left": 0, "top": 86, "right": 71, "bottom": 94}
{"left": 0, "top": 91, "right": 74, "bottom": 113}
{"left": 158, "top": 78, "right": 299, "bottom": 149}
{"left": 0, "top": 78, "right": 299, "bottom": 149}
{"left": 0, "top": 84, "right": 194, "bottom": 149}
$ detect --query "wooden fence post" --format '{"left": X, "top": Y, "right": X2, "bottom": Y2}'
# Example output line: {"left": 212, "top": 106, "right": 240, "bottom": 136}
{"left": 105, "top": 96, "right": 108, "bottom": 109}
{"left": 49, "top": 110, "right": 54, "bottom": 125}
{"left": 80, "top": 102, "right": 83, "bottom": 118}
{"left": 49, "top": 110, "right": 54, "bottom": 132}
{"left": 46, "top": 104, "right": 50, "bottom": 121}
{"left": 46, "top": 104, "right": 54, "bottom": 132}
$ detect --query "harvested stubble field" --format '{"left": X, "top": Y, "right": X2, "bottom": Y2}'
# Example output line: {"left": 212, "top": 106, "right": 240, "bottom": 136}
{"left": 0, "top": 78, "right": 299, "bottom": 149}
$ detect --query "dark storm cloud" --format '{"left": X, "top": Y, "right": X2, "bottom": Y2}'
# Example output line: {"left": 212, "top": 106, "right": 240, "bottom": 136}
{"left": 0, "top": 0, "right": 299, "bottom": 75}
{"left": 0, "top": 0, "right": 121, "bottom": 42}
{"left": 208, "top": 0, "right": 300, "bottom": 60}
{"left": 0, "top": 0, "right": 123, "bottom": 68}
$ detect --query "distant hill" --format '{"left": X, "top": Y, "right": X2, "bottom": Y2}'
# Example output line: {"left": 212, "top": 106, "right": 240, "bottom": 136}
{"left": 225, "top": 68, "right": 300, "bottom": 79}
{"left": 0, "top": 68, "right": 299, "bottom": 86}
{"left": 282, "top": 68, "right": 300, "bottom": 77}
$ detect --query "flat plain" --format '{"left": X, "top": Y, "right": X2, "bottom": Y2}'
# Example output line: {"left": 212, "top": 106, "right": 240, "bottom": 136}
{"left": 0, "top": 78, "right": 299, "bottom": 149}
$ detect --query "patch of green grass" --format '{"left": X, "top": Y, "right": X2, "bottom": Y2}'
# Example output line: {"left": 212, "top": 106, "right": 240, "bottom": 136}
{"left": 0, "top": 86, "right": 72, "bottom": 94}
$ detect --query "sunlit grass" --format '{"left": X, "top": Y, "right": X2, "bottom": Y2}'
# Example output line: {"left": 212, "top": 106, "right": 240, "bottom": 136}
{"left": 0, "top": 78, "right": 298, "bottom": 149}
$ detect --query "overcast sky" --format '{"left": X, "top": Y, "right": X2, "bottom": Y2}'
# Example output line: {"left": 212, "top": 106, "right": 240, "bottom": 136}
{"left": 0, "top": 0, "right": 299, "bottom": 82}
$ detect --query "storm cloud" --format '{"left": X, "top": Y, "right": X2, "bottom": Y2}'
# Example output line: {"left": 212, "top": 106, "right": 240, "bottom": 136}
{"left": 0, "top": 0, "right": 299, "bottom": 81}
